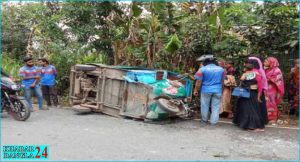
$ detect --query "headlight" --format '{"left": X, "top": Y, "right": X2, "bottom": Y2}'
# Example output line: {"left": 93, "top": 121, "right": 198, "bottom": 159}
{"left": 11, "top": 85, "right": 20, "bottom": 90}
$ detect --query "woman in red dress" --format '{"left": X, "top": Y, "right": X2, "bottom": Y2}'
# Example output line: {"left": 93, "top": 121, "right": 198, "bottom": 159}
{"left": 264, "top": 57, "right": 285, "bottom": 123}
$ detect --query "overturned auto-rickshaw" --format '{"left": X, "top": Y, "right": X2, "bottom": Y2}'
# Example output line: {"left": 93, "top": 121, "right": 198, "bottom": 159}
{"left": 69, "top": 64, "right": 198, "bottom": 120}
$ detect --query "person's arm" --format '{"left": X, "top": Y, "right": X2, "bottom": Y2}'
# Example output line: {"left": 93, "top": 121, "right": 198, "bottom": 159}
{"left": 240, "top": 73, "right": 246, "bottom": 81}
{"left": 53, "top": 66, "right": 58, "bottom": 77}
{"left": 193, "top": 80, "right": 202, "bottom": 96}
{"left": 30, "top": 69, "right": 40, "bottom": 87}
{"left": 264, "top": 89, "right": 269, "bottom": 101}
{"left": 19, "top": 68, "right": 28, "bottom": 80}
{"left": 193, "top": 69, "right": 203, "bottom": 96}
{"left": 30, "top": 78, "right": 38, "bottom": 88}
{"left": 222, "top": 70, "right": 226, "bottom": 89}
{"left": 22, "top": 76, "right": 39, "bottom": 80}
{"left": 19, "top": 67, "right": 40, "bottom": 83}
{"left": 256, "top": 73, "right": 263, "bottom": 103}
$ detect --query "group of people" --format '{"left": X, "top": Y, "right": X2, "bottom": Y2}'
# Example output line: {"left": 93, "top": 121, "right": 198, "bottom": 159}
{"left": 19, "top": 57, "right": 59, "bottom": 112}
{"left": 17, "top": 54, "right": 298, "bottom": 130}
{"left": 193, "top": 55, "right": 297, "bottom": 132}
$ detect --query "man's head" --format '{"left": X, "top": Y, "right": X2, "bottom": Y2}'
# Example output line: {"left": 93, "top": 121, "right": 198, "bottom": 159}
{"left": 203, "top": 58, "right": 217, "bottom": 66}
{"left": 197, "top": 54, "right": 217, "bottom": 66}
{"left": 38, "top": 59, "right": 43, "bottom": 67}
{"left": 24, "top": 57, "right": 34, "bottom": 67}
{"left": 38, "top": 58, "right": 49, "bottom": 67}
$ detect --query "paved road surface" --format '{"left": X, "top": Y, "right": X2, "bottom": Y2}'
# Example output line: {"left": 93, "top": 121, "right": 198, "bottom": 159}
{"left": 1, "top": 108, "right": 299, "bottom": 160}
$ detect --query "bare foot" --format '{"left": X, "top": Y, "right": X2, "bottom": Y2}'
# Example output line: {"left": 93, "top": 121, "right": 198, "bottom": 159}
{"left": 254, "top": 129, "right": 265, "bottom": 132}
{"left": 227, "top": 113, "right": 234, "bottom": 119}
{"left": 247, "top": 129, "right": 264, "bottom": 132}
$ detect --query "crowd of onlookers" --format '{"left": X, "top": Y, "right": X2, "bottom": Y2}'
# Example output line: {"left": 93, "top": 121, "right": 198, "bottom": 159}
{"left": 19, "top": 57, "right": 60, "bottom": 112}
{"left": 193, "top": 55, "right": 299, "bottom": 132}
{"left": 17, "top": 55, "right": 299, "bottom": 132}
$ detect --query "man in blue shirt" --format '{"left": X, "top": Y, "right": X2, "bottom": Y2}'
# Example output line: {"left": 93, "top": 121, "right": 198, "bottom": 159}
{"left": 38, "top": 58, "right": 60, "bottom": 109}
{"left": 194, "top": 55, "right": 224, "bottom": 125}
{"left": 19, "top": 57, "right": 44, "bottom": 111}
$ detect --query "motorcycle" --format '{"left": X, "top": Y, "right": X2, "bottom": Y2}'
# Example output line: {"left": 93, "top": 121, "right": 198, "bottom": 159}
{"left": 1, "top": 73, "right": 30, "bottom": 121}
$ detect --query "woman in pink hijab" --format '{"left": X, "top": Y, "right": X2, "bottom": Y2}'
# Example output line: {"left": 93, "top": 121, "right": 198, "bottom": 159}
{"left": 264, "top": 57, "right": 285, "bottom": 122}
{"left": 249, "top": 57, "right": 268, "bottom": 90}
{"left": 249, "top": 56, "right": 269, "bottom": 124}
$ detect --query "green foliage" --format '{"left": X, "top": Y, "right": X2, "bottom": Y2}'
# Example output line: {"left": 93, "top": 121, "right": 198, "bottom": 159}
{"left": 179, "top": 15, "right": 214, "bottom": 55}
{"left": 240, "top": 3, "right": 298, "bottom": 55}
{"left": 61, "top": 2, "right": 124, "bottom": 64}
{"left": 2, "top": 1, "right": 298, "bottom": 95}
{"left": 132, "top": 3, "right": 143, "bottom": 17}
{"left": 213, "top": 36, "right": 247, "bottom": 57}
{"left": 165, "top": 34, "right": 182, "bottom": 53}
{"left": 224, "top": 2, "right": 298, "bottom": 75}
{"left": 2, "top": 5, "right": 29, "bottom": 58}
{"left": 224, "top": 3, "right": 257, "bottom": 26}
{"left": 81, "top": 53, "right": 108, "bottom": 64}
{"left": 2, "top": 54, "right": 23, "bottom": 79}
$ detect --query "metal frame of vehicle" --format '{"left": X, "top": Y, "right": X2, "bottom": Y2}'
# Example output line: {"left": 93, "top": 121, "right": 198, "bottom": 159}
{"left": 69, "top": 64, "right": 193, "bottom": 120}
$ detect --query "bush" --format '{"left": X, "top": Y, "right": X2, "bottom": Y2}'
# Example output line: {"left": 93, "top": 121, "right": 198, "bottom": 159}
{"left": 2, "top": 54, "right": 23, "bottom": 79}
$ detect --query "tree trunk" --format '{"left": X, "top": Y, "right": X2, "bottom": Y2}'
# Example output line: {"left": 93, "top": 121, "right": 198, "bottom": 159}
{"left": 26, "top": 27, "right": 36, "bottom": 57}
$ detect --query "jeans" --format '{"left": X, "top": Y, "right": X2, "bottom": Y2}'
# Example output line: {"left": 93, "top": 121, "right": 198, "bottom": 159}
{"left": 41, "top": 85, "right": 59, "bottom": 106}
{"left": 24, "top": 84, "right": 43, "bottom": 110}
{"left": 201, "top": 93, "right": 222, "bottom": 124}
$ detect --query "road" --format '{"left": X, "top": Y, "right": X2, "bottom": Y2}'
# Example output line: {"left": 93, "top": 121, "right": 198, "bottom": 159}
{"left": 1, "top": 108, "right": 299, "bottom": 161}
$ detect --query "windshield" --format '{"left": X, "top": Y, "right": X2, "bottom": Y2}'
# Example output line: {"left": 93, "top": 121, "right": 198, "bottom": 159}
{"left": 1, "top": 76, "right": 15, "bottom": 86}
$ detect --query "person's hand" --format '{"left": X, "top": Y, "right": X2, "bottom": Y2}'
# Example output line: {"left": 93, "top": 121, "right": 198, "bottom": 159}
{"left": 30, "top": 83, "right": 36, "bottom": 88}
{"left": 35, "top": 76, "right": 40, "bottom": 80}
{"left": 265, "top": 96, "right": 269, "bottom": 102}
{"left": 258, "top": 97, "right": 262, "bottom": 103}
{"left": 193, "top": 91, "right": 198, "bottom": 96}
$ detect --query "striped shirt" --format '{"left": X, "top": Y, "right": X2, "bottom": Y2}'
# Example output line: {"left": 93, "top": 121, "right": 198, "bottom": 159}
{"left": 19, "top": 66, "right": 40, "bottom": 88}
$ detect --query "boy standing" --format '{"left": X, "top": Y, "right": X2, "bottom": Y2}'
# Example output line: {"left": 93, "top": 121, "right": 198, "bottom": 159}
{"left": 19, "top": 57, "right": 44, "bottom": 111}
{"left": 38, "top": 58, "right": 60, "bottom": 109}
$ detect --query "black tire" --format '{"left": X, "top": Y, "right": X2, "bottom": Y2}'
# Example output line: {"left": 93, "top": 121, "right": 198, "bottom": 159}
{"left": 10, "top": 99, "right": 30, "bottom": 121}
{"left": 157, "top": 98, "right": 180, "bottom": 113}
{"left": 75, "top": 64, "right": 96, "bottom": 71}
{"left": 153, "top": 95, "right": 172, "bottom": 100}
